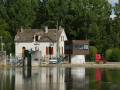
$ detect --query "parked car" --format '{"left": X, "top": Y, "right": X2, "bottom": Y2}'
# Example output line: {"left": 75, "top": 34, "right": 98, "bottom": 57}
{"left": 49, "top": 58, "right": 58, "bottom": 64}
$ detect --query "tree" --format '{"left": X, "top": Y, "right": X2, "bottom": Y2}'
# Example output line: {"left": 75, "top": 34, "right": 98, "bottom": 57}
{"left": 4, "top": 0, "right": 39, "bottom": 37}
{"left": 105, "top": 49, "right": 112, "bottom": 61}
{"left": 0, "top": 17, "right": 12, "bottom": 53}
{"left": 109, "top": 48, "right": 120, "bottom": 62}
{"left": 89, "top": 46, "right": 98, "bottom": 61}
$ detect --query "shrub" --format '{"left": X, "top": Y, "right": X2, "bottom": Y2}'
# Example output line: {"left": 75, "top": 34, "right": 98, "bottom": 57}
{"left": 89, "top": 46, "right": 97, "bottom": 61}
{"left": 109, "top": 48, "right": 120, "bottom": 62}
{"left": 105, "top": 49, "right": 112, "bottom": 61}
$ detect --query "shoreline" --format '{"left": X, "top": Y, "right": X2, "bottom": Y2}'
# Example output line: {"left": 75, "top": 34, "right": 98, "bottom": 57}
{"left": 1, "top": 62, "right": 120, "bottom": 68}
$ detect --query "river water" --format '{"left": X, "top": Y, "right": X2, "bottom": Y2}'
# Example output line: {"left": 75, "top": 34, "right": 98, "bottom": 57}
{"left": 0, "top": 67, "right": 120, "bottom": 90}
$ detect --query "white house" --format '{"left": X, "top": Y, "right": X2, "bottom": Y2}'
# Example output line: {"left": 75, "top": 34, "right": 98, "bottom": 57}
{"left": 14, "top": 26, "right": 67, "bottom": 59}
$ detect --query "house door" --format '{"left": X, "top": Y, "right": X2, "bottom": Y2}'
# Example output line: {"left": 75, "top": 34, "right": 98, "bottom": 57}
{"left": 22, "top": 47, "right": 25, "bottom": 56}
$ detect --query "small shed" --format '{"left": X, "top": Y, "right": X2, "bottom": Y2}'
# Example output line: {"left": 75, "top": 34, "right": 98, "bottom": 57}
{"left": 65, "top": 40, "right": 89, "bottom": 64}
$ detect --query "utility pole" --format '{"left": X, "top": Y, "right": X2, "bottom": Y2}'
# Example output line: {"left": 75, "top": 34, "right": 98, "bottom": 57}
{"left": 56, "top": 20, "right": 59, "bottom": 59}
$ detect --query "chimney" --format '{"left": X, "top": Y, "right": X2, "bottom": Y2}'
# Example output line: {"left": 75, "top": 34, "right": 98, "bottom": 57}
{"left": 45, "top": 26, "right": 48, "bottom": 33}
{"left": 59, "top": 26, "right": 62, "bottom": 30}
{"left": 20, "top": 26, "right": 23, "bottom": 32}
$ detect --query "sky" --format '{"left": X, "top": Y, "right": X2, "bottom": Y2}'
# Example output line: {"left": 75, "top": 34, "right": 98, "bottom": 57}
{"left": 108, "top": 0, "right": 118, "bottom": 19}
{"left": 108, "top": 0, "right": 118, "bottom": 6}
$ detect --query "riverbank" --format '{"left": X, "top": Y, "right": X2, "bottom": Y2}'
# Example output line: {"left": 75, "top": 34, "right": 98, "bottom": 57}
{"left": 1, "top": 62, "right": 120, "bottom": 68}
{"left": 38, "top": 62, "right": 120, "bottom": 68}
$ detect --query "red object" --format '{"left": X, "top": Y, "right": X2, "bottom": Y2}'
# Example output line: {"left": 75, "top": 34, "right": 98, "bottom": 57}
{"left": 96, "top": 54, "right": 101, "bottom": 60}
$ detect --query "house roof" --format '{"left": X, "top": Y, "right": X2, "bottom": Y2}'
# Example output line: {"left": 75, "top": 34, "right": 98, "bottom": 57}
{"left": 14, "top": 27, "right": 63, "bottom": 42}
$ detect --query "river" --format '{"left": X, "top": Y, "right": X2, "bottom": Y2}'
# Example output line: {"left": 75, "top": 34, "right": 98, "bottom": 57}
{"left": 0, "top": 67, "right": 120, "bottom": 90}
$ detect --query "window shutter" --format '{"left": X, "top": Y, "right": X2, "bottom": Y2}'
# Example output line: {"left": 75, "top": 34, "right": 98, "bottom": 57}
{"left": 46, "top": 47, "right": 48, "bottom": 55}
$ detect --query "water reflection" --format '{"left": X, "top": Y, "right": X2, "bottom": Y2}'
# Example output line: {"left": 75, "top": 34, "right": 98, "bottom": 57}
{"left": 0, "top": 68, "right": 15, "bottom": 90}
{"left": 1, "top": 67, "right": 120, "bottom": 90}
{"left": 96, "top": 68, "right": 101, "bottom": 89}
{"left": 96, "top": 68, "right": 101, "bottom": 81}
{"left": 65, "top": 67, "right": 88, "bottom": 90}
{"left": 15, "top": 67, "right": 66, "bottom": 90}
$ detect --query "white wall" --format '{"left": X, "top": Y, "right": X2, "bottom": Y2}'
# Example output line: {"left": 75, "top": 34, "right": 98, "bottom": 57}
{"left": 71, "top": 55, "right": 85, "bottom": 64}
{"left": 59, "top": 30, "right": 68, "bottom": 56}
{"left": 15, "top": 42, "right": 57, "bottom": 58}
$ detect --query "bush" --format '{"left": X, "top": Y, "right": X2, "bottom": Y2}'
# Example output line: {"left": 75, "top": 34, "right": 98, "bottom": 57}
{"left": 89, "top": 46, "right": 97, "bottom": 61}
{"left": 109, "top": 48, "right": 120, "bottom": 62}
{"left": 105, "top": 49, "right": 112, "bottom": 61}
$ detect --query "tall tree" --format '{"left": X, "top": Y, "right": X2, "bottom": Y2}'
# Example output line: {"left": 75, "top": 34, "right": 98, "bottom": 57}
{"left": 0, "top": 17, "right": 12, "bottom": 53}
{"left": 4, "top": 0, "right": 38, "bottom": 37}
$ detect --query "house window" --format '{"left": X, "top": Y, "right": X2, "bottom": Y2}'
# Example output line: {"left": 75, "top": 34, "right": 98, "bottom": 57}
{"left": 49, "top": 47, "right": 53, "bottom": 55}
{"left": 79, "top": 45, "right": 83, "bottom": 49}
{"left": 61, "top": 36, "right": 64, "bottom": 41}
{"left": 65, "top": 44, "right": 72, "bottom": 50}
{"left": 46, "top": 47, "right": 53, "bottom": 55}
{"left": 84, "top": 44, "right": 88, "bottom": 49}
{"left": 74, "top": 44, "right": 79, "bottom": 49}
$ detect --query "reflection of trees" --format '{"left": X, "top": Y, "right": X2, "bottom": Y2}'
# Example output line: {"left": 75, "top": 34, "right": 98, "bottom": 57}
{"left": 0, "top": 68, "right": 15, "bottom": 90}
{"left": 89, "top": 68, "right": 120, "bottom": 89}
{"left": 103, "top": 68, "right": 120, "bottom": 83}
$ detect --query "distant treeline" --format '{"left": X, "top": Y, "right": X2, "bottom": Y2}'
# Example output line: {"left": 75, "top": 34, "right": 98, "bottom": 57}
{"left": 0, "top": 0, "right": 120, "bottom": 56}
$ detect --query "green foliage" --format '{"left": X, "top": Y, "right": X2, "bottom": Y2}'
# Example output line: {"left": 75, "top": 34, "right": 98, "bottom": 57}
{"left": 109, "top": 48, "right": 120, "bottom": 62}
{"left": 0, "top": 17, "right": 12, "bottom": 53}
{"left": 0, "top": 0, "right": 120, "bottom": 56}
{"left": 105, "top": 49, "right": 112, "bottom": 61}
{"left": 89, "top": 46, "right": 98, "bottom": 61}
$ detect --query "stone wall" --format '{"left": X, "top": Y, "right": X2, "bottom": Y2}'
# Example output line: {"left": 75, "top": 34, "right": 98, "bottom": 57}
{"left": 0, "top": 51, "right": 6, "bottom": 65}
{"left": 31, "top": 51, "right": 42, "bottom": 66}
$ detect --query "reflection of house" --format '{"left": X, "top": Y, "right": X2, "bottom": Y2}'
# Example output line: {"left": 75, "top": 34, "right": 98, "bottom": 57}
{"left": 15, "top": 67, "right": 65, "bottom": 90}
{"left": 65, "top": 67, "right": 89, "bottom": 90}
{"left": 14, "top": 26, "right": 67, "bottom": 59}
{"left": 65, "top": 40, "right": 89, "bottom": 64}
{"left": 71, "top": 67, "right": 85, "bottom": 79}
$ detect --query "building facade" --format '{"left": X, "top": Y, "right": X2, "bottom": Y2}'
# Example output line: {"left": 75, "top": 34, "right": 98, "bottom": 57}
{"left": 14, "top": 26, "right": 67, "bottom": 60}
{"left": 65, "top": 40, "right": 89, "bottom": 64}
